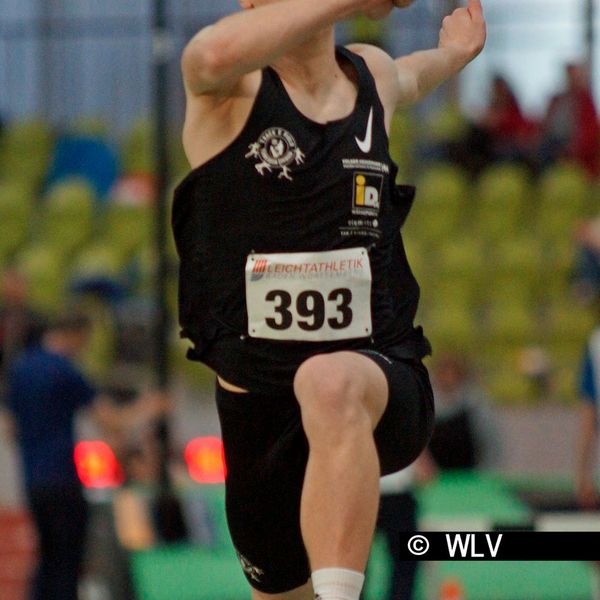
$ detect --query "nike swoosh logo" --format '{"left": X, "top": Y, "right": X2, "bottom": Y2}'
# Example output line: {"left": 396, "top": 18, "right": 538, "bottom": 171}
{"left": 355, "top": 107, "right": 374, "bottom": 153}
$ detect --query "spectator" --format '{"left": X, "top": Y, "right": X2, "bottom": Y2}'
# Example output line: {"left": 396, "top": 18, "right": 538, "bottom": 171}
{"left": 427, "top": 351, "right": 501, "bottom": 470}
{"left": 0, "top": 266, "right": 45, "bottom": 384}
{"left": 479, "top": 75, "right": 538, "bottom": 164}
{"left": 573, "top": 217, "right": 600, "bottom": 304}
{"left": 540, "top": 62, "right": 600, "bottom": 178}
{"left": 576, "top": 326, "right": 600, "bottom": 589}
{"left": 3, "top": 311, "right": 167, "bottom": 600}
{"left": 576, "top": 325, "right": 600, "bottom": 510}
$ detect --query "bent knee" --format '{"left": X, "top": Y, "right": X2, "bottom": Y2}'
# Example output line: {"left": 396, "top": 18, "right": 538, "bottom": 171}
{"left": 294, "top": 354, "right": 370, "bottom": 432}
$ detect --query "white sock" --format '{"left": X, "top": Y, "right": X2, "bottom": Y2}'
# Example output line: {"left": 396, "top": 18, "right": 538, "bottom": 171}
{"left": 311, "top": 568, "right": 365, "bottom": 600}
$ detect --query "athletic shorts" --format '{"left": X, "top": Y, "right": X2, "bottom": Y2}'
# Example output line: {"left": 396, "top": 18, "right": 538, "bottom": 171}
{"left": 214, "top": 350, "right": 434, "bottom": 594}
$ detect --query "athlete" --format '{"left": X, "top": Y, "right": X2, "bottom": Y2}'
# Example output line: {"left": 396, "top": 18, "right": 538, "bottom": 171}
{"left": 173, "top": 1, "right": 486, "bottom": 599}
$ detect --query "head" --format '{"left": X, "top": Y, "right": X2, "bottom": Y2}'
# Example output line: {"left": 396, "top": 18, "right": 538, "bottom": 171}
{"left": 1, "top": 266, "right": 29, "bottom": 308}
{"left": 565, "top": 62, "right": 588, "bottom": 91}
{"left": 42, "top": 312, "right": 92, "bottom": 358}
{"left": 491, "top": 75, "right": 512, "bottom": 99}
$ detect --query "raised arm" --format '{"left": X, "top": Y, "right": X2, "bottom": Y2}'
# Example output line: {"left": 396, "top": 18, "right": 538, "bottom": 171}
{"left": 394, "top": 0, "right": 486, "bottom": 107}
{"left": 182, "top": 0, "right": 395, "bottom": 97}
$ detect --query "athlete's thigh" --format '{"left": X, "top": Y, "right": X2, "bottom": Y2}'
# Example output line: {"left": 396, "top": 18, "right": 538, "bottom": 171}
{"left": 252, "top": 581, "right": 313, "bottom": 600}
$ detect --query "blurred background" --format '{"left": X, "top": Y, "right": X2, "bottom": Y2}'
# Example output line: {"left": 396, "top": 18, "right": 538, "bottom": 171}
{"left": 0, "top": 0, "right": 599, "bottom": 599}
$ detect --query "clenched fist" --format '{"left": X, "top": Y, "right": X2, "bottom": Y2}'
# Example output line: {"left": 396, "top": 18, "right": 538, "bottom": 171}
{"left": 439, "top": 0, "right": 486, "bottom": 66}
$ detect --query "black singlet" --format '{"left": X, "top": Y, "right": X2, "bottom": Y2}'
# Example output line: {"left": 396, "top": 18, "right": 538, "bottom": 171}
{"left": 172, "top": 46, "right": 431, "bottom": 393}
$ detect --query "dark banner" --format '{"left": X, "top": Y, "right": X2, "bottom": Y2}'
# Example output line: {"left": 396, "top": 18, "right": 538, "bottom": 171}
{"left": 398, "top": 532, "right": 600, "bottom": 560}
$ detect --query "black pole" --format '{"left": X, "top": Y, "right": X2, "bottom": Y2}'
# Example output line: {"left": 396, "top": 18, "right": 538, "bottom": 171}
{"left": 584, "top": 0, "right": 595, "bottom": 77}
{"left": 151, "top": 0, "right": 187, "bottom": 542}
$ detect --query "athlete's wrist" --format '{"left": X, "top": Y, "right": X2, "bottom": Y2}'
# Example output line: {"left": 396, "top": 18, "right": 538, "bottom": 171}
{"left": 435, "top": 44, "right": 472, "bottom": 74}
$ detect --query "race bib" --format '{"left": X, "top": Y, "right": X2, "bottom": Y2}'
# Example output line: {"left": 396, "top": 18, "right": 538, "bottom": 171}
{"left": 245, "top": 247, "right": 372, "bottom": 342}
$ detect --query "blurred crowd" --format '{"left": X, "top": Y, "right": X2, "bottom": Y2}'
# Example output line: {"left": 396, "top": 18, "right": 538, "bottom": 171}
{"left": 420, "top": 62, "right": 600, "bottom": 181}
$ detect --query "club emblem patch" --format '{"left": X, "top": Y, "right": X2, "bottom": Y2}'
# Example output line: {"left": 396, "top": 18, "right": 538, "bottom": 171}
{"left": 245, "top": 127, "right": 305, "bottom": 181}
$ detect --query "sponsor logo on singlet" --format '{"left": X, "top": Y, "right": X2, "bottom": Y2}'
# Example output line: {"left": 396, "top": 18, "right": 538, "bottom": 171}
{"left": 355, "top": 106, "right": 374, "bottom": 153}
{"left": 245, "top": 127, "right": 305, "bottom": 181}
{"left": 352, "top": 172, "right": 383, "bottom": 216}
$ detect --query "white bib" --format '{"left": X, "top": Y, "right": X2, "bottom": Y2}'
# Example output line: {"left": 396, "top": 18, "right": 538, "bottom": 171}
{"left": 245, "top": 247, "right": 372, "bottom": 342}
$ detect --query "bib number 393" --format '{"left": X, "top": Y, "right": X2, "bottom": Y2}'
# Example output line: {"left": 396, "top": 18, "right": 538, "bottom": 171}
{"left": 245, "top": 248, "right": 372, "bottom": 342}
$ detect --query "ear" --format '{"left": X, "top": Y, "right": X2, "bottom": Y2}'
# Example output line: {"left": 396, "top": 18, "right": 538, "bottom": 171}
{"left": 240, "top": 0, "right": 254, "bottom": 8}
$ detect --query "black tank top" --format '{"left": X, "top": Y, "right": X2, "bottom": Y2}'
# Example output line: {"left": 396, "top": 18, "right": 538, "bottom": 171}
{"left": 172, "top": 47, "right": 430, "bottom": 393}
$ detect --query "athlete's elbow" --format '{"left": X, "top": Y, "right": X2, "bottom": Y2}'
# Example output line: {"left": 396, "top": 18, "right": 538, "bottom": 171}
{"left": 182, "top": 31, "right": 244, "bottom": 93}
{"left": 181, "top": 39, "right": 224, "bottom": 91}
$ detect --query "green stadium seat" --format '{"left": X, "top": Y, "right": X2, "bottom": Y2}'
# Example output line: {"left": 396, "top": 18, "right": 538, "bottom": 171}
{"left": 122, "top": 119, "right": 187, "bottom": 176}
{"left": 424, "top": 304, "right": 476, "bottom": 351}
{"left": 37, "top": 178, "right": 96, "bottom": 257}
{"left": 70, "top": 242, "right": 126, "bottom": 282}
{"left": 484, "top": 366, "right": 533, "bottom": 405}
{"left": 490, "top": 236, "right": 543, "bottom": 279}
{"left": 481, "top": 275, "right": 536, "bottom": 312}
{"left": 0, "top": 180, "right": 35, "bottom": 260}
{"left": 15, "top": 244, "right": 67, "bottom": 314}
{"left": 75, "top": 296, "right": 117, "bottom": 381}
{"left": 423, "top": 102, "right": 470, "bottom": 148}
{"left": 538, "top": 162, "right": 591, "bottom": 214}
{"left": 67, "top": 116, "right": 111, "bottom": 138}
{"left": 406, "top": 163, "right": 470, "bottom": 243}
{"left": 388, "top": 110, "right": 416, "bottom": 179}
{"left": 475, "top": 163, "right": 532, "bottom": 240}
{"left": 484, "top": 302, "right": 539, "bottom": 345}
{"left": 0, "top": 119, "right": 54, "bottom": 186}
{"left": 100, "top": 202, "right": 152, "bottom": 260}
{"left": 402, "top": 235, "right": 430, "bottom": 282}
{"left": 543, "top": 301, "right": 595, "bottom": 346}
{"left": 541, "top": 236, "right": 577, "bottom": 275}
{"left": 171, "top": 331, "right": 215, "bottom": 390}
{"left": 535, "top": 163, "right": 593, "bottom": 241}
{"left": 428, "top": 276, "right": 477, "bottom": 312}
{"left": 436, "top": 237, "right": 485, "bottom": 279}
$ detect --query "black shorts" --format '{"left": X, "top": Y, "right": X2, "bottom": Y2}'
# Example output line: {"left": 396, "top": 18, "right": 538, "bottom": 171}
{"left": 214, "top": 350, "right": 434, "bottom": 594}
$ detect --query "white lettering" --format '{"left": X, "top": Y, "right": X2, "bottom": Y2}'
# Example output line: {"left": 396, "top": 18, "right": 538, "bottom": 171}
{"left": 446, "top": 534, "right": 471, "bottom": 558}
{"left": 486, "top": 534, "right": 503, "bottom": 557}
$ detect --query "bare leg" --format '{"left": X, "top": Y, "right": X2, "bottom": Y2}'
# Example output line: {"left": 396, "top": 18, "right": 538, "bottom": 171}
{"left": 251, "top": 581, "right": 314, "bottom": 600}
{"left": 293, "top": 352, "right": 388, "bottom": 572}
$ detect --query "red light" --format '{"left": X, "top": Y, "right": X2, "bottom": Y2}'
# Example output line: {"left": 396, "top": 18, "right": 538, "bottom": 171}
{"left": 74, "top": 441, "right": 124, "bottom": 489}
{"left": 184, "top": 437, "right": 226, "bottom": 484}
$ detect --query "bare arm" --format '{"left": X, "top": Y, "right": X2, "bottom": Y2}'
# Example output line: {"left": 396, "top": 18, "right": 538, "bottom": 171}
{"left": 575, "top": 401, "right": 599, "bottom": 509}
{"left": 182, "top": 0, "right": 394, "bottom": 96}
{"left": 90, "top": 392, "right": 171, "bottom": 439}
{"left": 394, "top": 0, "right": 486, "bottom": 107}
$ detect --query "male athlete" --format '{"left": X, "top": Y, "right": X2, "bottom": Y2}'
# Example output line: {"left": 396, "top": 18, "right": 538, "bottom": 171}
{"left": 173, "top": 1, "right": 486, "bottom": 599}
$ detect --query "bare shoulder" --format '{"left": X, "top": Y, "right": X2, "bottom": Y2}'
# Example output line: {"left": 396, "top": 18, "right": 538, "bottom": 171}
{"left": 345, "top": 44, "right": 401, "bottom": 126}
{"left": 346, "top": 44, "right": 400, "bottom": 95}
{"left": 183, "top": 70, "right": 261, "bottom": 169}
{"left": 346, "top": 44, "right": 397, "bottom": 79}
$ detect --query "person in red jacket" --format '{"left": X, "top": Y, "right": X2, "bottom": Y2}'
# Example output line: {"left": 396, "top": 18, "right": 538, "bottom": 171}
{"left": 541, "top": 63, "right": 600, "bottom": 178}
{"left": 480, "top": 75, "right": 537, "bottom": 163}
